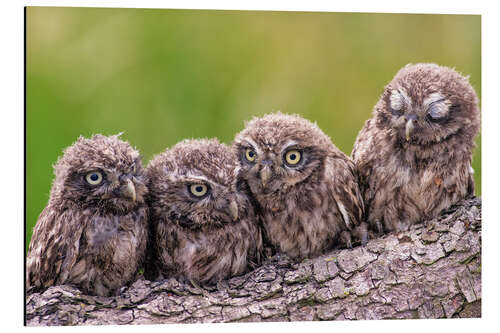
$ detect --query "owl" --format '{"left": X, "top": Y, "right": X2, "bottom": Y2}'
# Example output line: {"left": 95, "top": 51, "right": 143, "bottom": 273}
{"left": 232, "top": 113, "right": 366, "bottom": 260}
{"left": 352, "top": 63, "right": 480, "bottom": 233}
{"left": 146, "top": 138, "right": 263, "bottom": 285}
{"left": 26, "top": 134, "right": 149, "bottom": 296}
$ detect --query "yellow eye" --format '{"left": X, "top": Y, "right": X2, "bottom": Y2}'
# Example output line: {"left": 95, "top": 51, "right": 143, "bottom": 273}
{"left": 189, "top": 184, "right": 208, "bottom": 197}
{"left": 285, "top": 150, "right": 301, "bottom": 165}
{"left": 245, "top": 148, "right": 257, "bottom": 162}
{"left": 131, "top": 164, "right": 137, "bottom": 174}
{"left": 85, "top": 171, "right": 103, "bottom": 185}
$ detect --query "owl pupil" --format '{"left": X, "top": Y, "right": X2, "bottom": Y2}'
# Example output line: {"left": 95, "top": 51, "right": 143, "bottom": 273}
{"left": 249, "top": 151, "right": 254, "bottom": 157}
{"left": 196, "top": 186, "right": 203, "bottom": 192}
{"left": 290, "top": 154, "right": 296, "bottom": 160}
{"left": 90, "top": 174, "right": 98, "bottom": 181}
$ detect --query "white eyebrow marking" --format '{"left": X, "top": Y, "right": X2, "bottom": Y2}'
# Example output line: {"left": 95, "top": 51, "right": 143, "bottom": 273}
{"left": 390, "top": 90, "right": 404, "bottom": 110}
{"left": 399, "top": 87, "right": 412, "bottom": 106}
{"left": 424, "top": 92, "right": 451, "bottom": 118}
{"left": 167, "top": 173, "right": 201, "bottom": 182}
{"left": 390, "top": 87, "right": 411, "bottom": 110}
{"left": 242, "top": 138, "right": 262, "bottom": 154}
{"left": 423, "top": 92, "right": 446, "bottom": 108}
{"left": 281, "top": 140, "right": 299, "bottom": 152}
{"left": 174, "top": 174, "right": 225, "bottom": 188}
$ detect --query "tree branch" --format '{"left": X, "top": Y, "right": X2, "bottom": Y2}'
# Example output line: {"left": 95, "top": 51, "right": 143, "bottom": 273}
{"left": 25, "top": 197, "right": 481, "bottom": 325}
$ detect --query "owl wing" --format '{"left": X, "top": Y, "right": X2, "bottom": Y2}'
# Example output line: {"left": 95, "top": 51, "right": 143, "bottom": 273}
{"left": 351, "top": 119, "right": 378, "bottom": 219}
{"left": 329, "top": 156, "right": 364, "bottom": 231}
{"left": 351, "top": 119, "right": 372, "bottom": 161}
{"left": 26, "top": 207, "right": 84, "bottom": 290}
{"left": 245, "top": 214, "right": 264, "bottom": 269}
{"left": 467, "top": 165, "right": 475, "bottom": 197}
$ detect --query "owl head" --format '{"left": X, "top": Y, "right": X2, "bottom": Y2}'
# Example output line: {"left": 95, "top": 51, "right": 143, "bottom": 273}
{"left": 146, "top": 139, "right": 247, "bottom": 229}
{"left": 49, "top": 134, "right": 147, "bottom": 213}
{"left": 233, "top": 113, "right": 333, "bottom": 197}
{"left": 375, "top": 63, "right": 480, "bottom": 145}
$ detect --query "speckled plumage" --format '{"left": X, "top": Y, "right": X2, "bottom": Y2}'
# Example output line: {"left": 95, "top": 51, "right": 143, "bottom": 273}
{"left": 233, "top": 113, "right": 366, "bottom": 260}
{"left": 352, "top": 63, "right": 480, "bottom": 233}
{"left": 146, "top": 139, "right": 263, "bottom": 285}
{"left": 26, "top": 134, "right": 149, "bottom": 296}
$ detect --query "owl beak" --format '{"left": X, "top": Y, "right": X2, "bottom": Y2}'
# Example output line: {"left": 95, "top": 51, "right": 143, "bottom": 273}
{"left": 405, "top": 119, "right": 415, "bottom": 141}
{"left": 123, "top": 178, "right": 137, "bottom": 202}
{"left": 260, "top": 166, "right": 272, "bottom": 188}
{"left": 229, "top": 200, "right": 239, "bottom": 221}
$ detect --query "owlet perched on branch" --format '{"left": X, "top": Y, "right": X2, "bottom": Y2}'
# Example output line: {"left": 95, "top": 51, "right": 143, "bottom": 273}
{"left": 26, "top": 134, "right": 149, "bottom": 296}
{"left": 352, "top": 63, "right": 480, "bottom": 233}
{"left": 146, "top": 139, "right": 263, "bottom": 285}
{"left": 233, "top": 113, "right": 366, "bottom": 260}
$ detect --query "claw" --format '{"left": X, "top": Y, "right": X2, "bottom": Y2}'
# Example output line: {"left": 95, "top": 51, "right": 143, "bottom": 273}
{"left": 340, "top": 231, "right": 353, "bottom": 249}
{"left": 356, "top": 222, "right": 369, "bottom": 246}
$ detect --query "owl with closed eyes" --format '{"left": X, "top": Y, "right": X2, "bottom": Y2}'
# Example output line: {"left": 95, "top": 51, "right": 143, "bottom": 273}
{"left": 352, "top": 63, "right": 480, "bottom": 233}
{"left": 146, "top": 139, "right": 263, "bottom": 285}
{"left": 233, "top": 113, "right": 366, "bottom": 260}
{"left": 26, "top": 134, "right": 149, "bottom": 296}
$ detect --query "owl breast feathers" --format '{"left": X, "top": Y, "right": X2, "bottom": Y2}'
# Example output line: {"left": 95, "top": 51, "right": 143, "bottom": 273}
{"left": 26, "top": 134, "right": 149, "bottom": 296}
{"left": 352, "top": 63, "right": 480, "bottom": 233}
{"left": 233, "top": 113, "right": 366, "bottom": 260}
{"left": 146, "top": 138, "right": 263, "bottom": 285}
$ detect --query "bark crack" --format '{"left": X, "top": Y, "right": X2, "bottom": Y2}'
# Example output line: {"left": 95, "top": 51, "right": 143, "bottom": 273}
{"left": 26, "top": 197, "right": 482, "bottom": 325}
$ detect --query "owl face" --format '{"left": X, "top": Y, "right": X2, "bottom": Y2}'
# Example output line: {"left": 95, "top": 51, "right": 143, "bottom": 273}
{"left": 233, "top": 113, "right": 329, "bottom": 196}
{"left": 377, "top": 63, "right": 478, "bottom": 145}
{"left": 51, "top": 134, "right": 147, "bottom": 213}
{"left": 147, "top": 139, "right": 245, "bottom": 229}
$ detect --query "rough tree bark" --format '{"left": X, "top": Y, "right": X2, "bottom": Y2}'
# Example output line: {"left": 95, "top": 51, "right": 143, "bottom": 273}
{"left": 25, "top": 197, "right": 481, "bottom": 326}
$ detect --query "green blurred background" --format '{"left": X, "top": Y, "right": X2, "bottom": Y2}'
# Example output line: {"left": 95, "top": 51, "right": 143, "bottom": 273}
{"left": 26, "top": 7, "right": 481, "bottom": 251}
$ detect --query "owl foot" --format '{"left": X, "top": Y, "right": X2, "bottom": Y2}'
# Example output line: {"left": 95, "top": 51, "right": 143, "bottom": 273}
{"left": 354, "top": 222, "right": 369, "bottom": 246}
{"left": 396, "top": 221, "right": 410, "bottom": 232}
{"left": 340, "top": 231, "right": 353, "bottom": 249}
{"left": 264, "top": 245, "right": 275, "bottom": 259}
{"left": 216, "top": 279, "right": 229, "bottom": 292}
{"left": 187, "top": 278, "right": 211, "bottom": 297}
{"left": 119, "top": 286, "right": 128, "bottom": 295}
{"left": 271, "top": 252, "right": 284, "bottom": 262}
{"left": 374, "top": 220, "right": 384, "bottom": 235}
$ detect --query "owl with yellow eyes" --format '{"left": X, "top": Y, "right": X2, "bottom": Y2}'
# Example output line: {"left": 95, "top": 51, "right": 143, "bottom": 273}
{"left": 146, "top": 139, "right": 263, "bottom": 285}
{"left": 26, "top": 134, "right": 149, "bottom": 296}
{"left": 352, "top": 63, "right": 480, "bottom": 233}
{"left": 233, "top": 113, "right": 366, "bottom": 260}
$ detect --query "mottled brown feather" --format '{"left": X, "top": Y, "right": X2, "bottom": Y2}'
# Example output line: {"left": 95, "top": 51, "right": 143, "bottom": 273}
{"left": 233, "top": 113, "right": 366, "bottom": 260}
{"left": 352, "top": 63, "right": 480, "bottom": 233}
{"left": 146, "top": 139, "right": 263, "bottom": 285}
{"left": 26, "top": 134, "right": 149, "bottom": 296}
